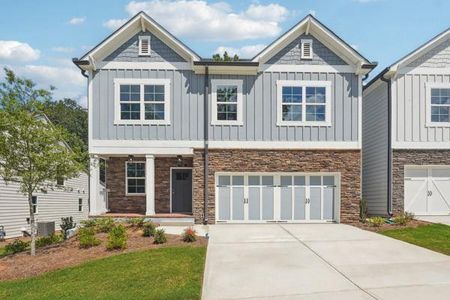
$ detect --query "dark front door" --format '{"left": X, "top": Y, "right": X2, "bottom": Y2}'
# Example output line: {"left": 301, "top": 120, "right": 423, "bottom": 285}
{"left": 171, "top": 169, "right": 193, "bottom": 213}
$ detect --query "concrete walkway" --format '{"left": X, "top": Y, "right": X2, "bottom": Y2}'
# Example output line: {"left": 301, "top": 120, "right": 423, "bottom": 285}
{"left": 202, "top": 224, "right": 450, "bottom": 300}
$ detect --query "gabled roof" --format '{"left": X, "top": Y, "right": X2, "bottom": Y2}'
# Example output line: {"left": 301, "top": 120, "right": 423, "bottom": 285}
{"left": 76, "top": 11, "right": 200, "bottom": 69}
{"left": 251, "top": 14, "right": 376, "bottom": 73}
{"left": 364, "top": 27, "right": 450, "bottom": 89}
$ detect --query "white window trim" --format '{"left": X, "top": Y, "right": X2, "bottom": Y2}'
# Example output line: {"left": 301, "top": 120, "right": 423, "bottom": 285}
{"left": 32, "top": 196, "right": 38, "bottom": 214}
{"left": 425, "top": 82, "right": 450, "bottom": 127}
{"left": 125, "top": 161, "right": 146, "bottom": 196}
{"left": 276, "top": 80, "right": 332, "bottom": 127}
{"left": 301, "top": 39, "right": 313, "bottom": 60}
{"left": 211, "top": 79, "right": 244, "bottom": 126}
{"left": 114, "top": 78, "right": 171, "bottom": 125}
{"left": 138, "top": 36, "right": 151, "bottom": 56}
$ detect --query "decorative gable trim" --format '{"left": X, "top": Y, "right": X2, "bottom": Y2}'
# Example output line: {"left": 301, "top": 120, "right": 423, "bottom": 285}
{"left": 251, "top": 15, "right": 375, "bottom": 74}
{"left": 78, "top": 11, "right": 200, "bottom": 69}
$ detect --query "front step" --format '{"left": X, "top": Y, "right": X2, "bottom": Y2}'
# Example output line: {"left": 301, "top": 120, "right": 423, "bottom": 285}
{"left": 148, "top": 217, "right": 195, "bottom": 226}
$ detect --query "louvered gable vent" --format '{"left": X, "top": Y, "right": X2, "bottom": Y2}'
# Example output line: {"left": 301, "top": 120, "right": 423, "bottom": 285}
{"left": 301, "top": 39, "right": 313, "bottom": 59}
{"left": 139, "top": 36, "right": 151, "bottom": 56}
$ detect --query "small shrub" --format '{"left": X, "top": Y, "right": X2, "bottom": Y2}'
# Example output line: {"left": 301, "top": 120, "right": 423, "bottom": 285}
{"left": 81, "top": 219, "right": 97, "bottom": 228}
{"left": 107, "top": 225, "right": 127, "bottom": 250}
{"left": 360, "top": 199, "right": 368, "bottom": 222}
{"left": 78, "top": 227, "right": 101, "bottom": 249}
{"left": 153, "top": 228, "right": 167, "bottom": 244}
{"left": 4, "top": 239, "right": 29, "bottom": 255}
{"left": 96, "top": 217, "right": 115, "bottom": 233}
{"left": 394, "top": 212, "right": 415, "bottom": 226}
{"left": 60, "top": 217, "right": 76, "bottom": 240}
{"left": 182, "top": 227, "right": 197, "bottom": 243}
{"left": 142, "top": 222, "right": 156, "bottom": 237}
{"left": 367, "top": 216, "right": 386, "bottom": 227}
{"left": 128, "top": 218, "right": 145, "bottom": 229}
{"left": 36, "top": 233, "right": 63, "bottom": 248}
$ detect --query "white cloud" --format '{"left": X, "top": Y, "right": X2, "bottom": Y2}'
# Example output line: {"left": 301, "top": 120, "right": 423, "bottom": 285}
{"left": 104, "top": 1, "right": 289, "bottom": 41}
{"left": 52, "top": 47, "right": 74, "bottom": 53}
{"left": 0, "top": 41, "right": 40, "bottom": 62}
{"left": 103, "top": 18, "right": 127, "bottom": 30}
{"left": 68, "top": 17, "right": 86, "bottom": 25}
{"left": 214, "top": 44, "right": 266, "bottom": 59}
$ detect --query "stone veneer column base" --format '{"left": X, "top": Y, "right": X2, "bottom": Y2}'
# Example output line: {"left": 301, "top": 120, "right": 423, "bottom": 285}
{"left": 192, "top": 149, "right": 361, "bottom": 224}
{"left": 392, "top": 149, "right": 450, "bottom": 215}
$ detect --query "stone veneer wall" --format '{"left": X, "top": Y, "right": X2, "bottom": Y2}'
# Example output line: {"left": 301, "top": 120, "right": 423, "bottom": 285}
{"left": 192, "top": 149, "right": 361, "bottom": 224}
{"left": 106, "top": 157, "right": 193, "bottom": 214}
{"left": 392, "top": 149, "right": 450, "bottom": 214}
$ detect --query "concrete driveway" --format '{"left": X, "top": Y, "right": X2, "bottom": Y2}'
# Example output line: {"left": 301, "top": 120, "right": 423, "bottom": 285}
{"left": 202, "top": 224, "right": 450, "bottom": 300}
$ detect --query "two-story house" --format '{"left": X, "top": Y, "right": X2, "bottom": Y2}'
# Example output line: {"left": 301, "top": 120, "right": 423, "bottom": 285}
{"left": 73, "top": 12, "right": 376, "bottom": 224}
{"left": 363, "top": 28, "right": 450, "bottom": 217}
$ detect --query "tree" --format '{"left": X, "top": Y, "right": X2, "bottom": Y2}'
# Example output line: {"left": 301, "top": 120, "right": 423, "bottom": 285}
{"left": 212, "top": 51, "right": 239, "bottom": 62}
{"left": 0, "top": 69, "right": 83, "bottom": 255}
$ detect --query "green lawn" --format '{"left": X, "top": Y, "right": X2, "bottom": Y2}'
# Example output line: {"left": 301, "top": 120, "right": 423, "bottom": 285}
{"left": 0, "top": 246, "right": 206, "bottom": 300}
{"left": 380, "top": 223, "right": 450, "bottom": 255}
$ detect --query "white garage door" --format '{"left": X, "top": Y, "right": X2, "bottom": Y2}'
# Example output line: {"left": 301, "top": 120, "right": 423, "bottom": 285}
{"left": 216, "top": 173, "right": 338, "bottom": 223}
{"left": 404, "top": 166, "right": 450, "bottom": 215}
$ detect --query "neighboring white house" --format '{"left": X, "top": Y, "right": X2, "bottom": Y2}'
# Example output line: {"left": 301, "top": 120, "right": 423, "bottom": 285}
{"left": 363, "top": 28, "right": 450, "bottom": 217}
{"left": 0, "top": 172, "right": 89, "bottom": 239}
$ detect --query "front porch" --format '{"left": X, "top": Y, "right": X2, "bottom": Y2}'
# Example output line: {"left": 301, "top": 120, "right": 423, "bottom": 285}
{"left": 89, "top": 154, "right": 195, "bottom": 223}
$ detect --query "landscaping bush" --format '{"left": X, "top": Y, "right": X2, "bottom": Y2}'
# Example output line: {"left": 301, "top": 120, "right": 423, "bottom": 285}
{"left": 60, "top": 217, "right": 76, "bottom": 240}
{"left": 367, "top": 216, "right": 386, "bottom": 227}
{"left": 107, "top": 225, "right": 127, "bottom": 250}
{"left": 182, "top": 227, "right": 197, "bottom": 243}
{"left": 128, "top": 218, "right": 145, "bottom": 229}
{"left": 96, "top": 217, "right": 115, "bottom": 233}
{"left": 78, "top": 227, "right": 101, "bottom": 249}
{"left": 36, "top": 233, "right": 63, "bottom": 248}
{"left": 153, "top": 229, "right": 167, "bottom": 244}
{"left": 4, "top": 239, "right": 29, "bottom": 255}
{"left": 142, "top": 222, "right": 156, "bottom": 237}
{"left": 80, "top": 219, "right": 97, "bottom": 228}
{"left": 393, "top": 212, "right": 415, "bottom": 225}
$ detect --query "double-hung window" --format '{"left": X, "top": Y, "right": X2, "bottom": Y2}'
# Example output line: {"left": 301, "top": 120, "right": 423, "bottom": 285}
{"left": 32, "top": 196, "right": 38, "bottom": 214}
{"left": 114, "top": 79, "right": 171, "bottom": 124}
{"left": 427, "top": 83, "right": 450, "bottom": 126}
{"left": 277, "top": 80, "right": 331, "bottom": 126}
{"left": 126, "top": 162, "right": 146, "bottom": 195}
{"left": 211, "top": 79, "right": 243, "bottom": 125}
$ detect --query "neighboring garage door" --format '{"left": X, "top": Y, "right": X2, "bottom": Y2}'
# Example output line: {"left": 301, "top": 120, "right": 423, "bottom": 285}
{"left": 216, "top": 173, "right": 338, "bottom": 223}
{"left": 405, "top": 166, "right": 450, "bottom": 215}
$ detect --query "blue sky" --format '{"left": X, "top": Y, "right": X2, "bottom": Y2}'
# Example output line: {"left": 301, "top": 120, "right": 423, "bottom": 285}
{"left": 0, "top": 0, "right": 449, "bottom": 107}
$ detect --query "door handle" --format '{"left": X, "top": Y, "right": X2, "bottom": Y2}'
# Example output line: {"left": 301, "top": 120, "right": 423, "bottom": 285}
{"left": 428, "top": 191, "right": 433, "bottom": 196}
{"left": 243, "top": 198, "right": 248, "bottom": 204}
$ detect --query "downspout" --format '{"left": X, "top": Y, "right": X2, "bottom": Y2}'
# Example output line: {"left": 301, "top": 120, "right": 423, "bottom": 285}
{"left": 380, "top": 76, "right": 393, "bottom": 216}
{"left": 203, "top": 66, "right": 209, "bottom": 224}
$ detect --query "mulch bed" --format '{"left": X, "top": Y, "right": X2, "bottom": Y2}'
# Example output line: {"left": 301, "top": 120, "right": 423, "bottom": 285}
{"left": 0, "top": 227, "right": 207, "bottom": 281}
{"left": 353, "top": 219, "right": 430, "bottom": 232}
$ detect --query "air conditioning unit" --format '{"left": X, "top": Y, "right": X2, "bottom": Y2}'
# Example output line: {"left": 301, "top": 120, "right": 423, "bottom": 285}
{"left": 37, "top": 221, "right": 55, "bottom": 237}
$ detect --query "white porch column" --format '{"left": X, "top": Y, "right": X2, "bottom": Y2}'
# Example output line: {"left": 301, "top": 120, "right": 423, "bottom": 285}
{"left": 89, "top": 155, "right": 100, "bottom": 215}
{"left": 145, "top": 154, "right": 155, "bottom": 216}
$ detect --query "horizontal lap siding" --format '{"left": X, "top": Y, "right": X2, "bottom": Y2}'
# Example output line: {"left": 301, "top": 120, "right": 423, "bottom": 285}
{"left": 362, "top": 82, "right": 389, "bottom": 215}
{"left": 93, "top": 70, "right": 359, "bottom": 142}
{"left": 394, "top": 73, "right": 450, "bottom": 143}
{"left": 0, "top": 173, "right": 89, "bottom": 238}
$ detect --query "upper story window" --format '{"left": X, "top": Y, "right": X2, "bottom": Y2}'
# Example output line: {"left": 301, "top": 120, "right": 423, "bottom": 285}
{"left": 126, "top": 162, "right": 145, "bottom": 195}
{"left": 211, "top": 79, "right": 243, "bottom": 125}
{"left": 277, "top": 80, "right": 331, "bottom": 126}
{"left": 301, "top": 39, "right": 313, "bottom": 59}
{"left": 139, "top": 36, "right": 151, "bottom": 56}
{"left": 32, "top": 196, "right": 38, "bottom": 214}
{"left": 426, "top": 83, "right": 450, "bottom": 127}
{"left": 114, "top": 78, "right": 171, "bottom": 125}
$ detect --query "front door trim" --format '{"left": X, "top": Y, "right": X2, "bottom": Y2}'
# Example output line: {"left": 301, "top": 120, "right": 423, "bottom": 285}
{"left": 170, "top": 167, "right": 193, "bottom": 214}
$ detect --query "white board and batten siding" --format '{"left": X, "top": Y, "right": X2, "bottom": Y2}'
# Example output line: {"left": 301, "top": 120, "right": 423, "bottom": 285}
{"left": 0, "top": 172, "right": 89, "bottom": 239}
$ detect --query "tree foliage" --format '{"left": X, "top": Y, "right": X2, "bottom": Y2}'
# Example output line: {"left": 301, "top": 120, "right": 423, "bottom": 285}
{"left": 212, "top": 51, "right": 239, "bottom": 62}
{"left": 0, "top": 68, "right": 84, "bottom": 255}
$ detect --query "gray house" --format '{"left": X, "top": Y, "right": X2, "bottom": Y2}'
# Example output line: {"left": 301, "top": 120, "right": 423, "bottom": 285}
{"left": 74, "top": 12, "right": 376, "bottom": 224}
{"left": 363, "top": 28, "right": 450, "bottom": 217}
